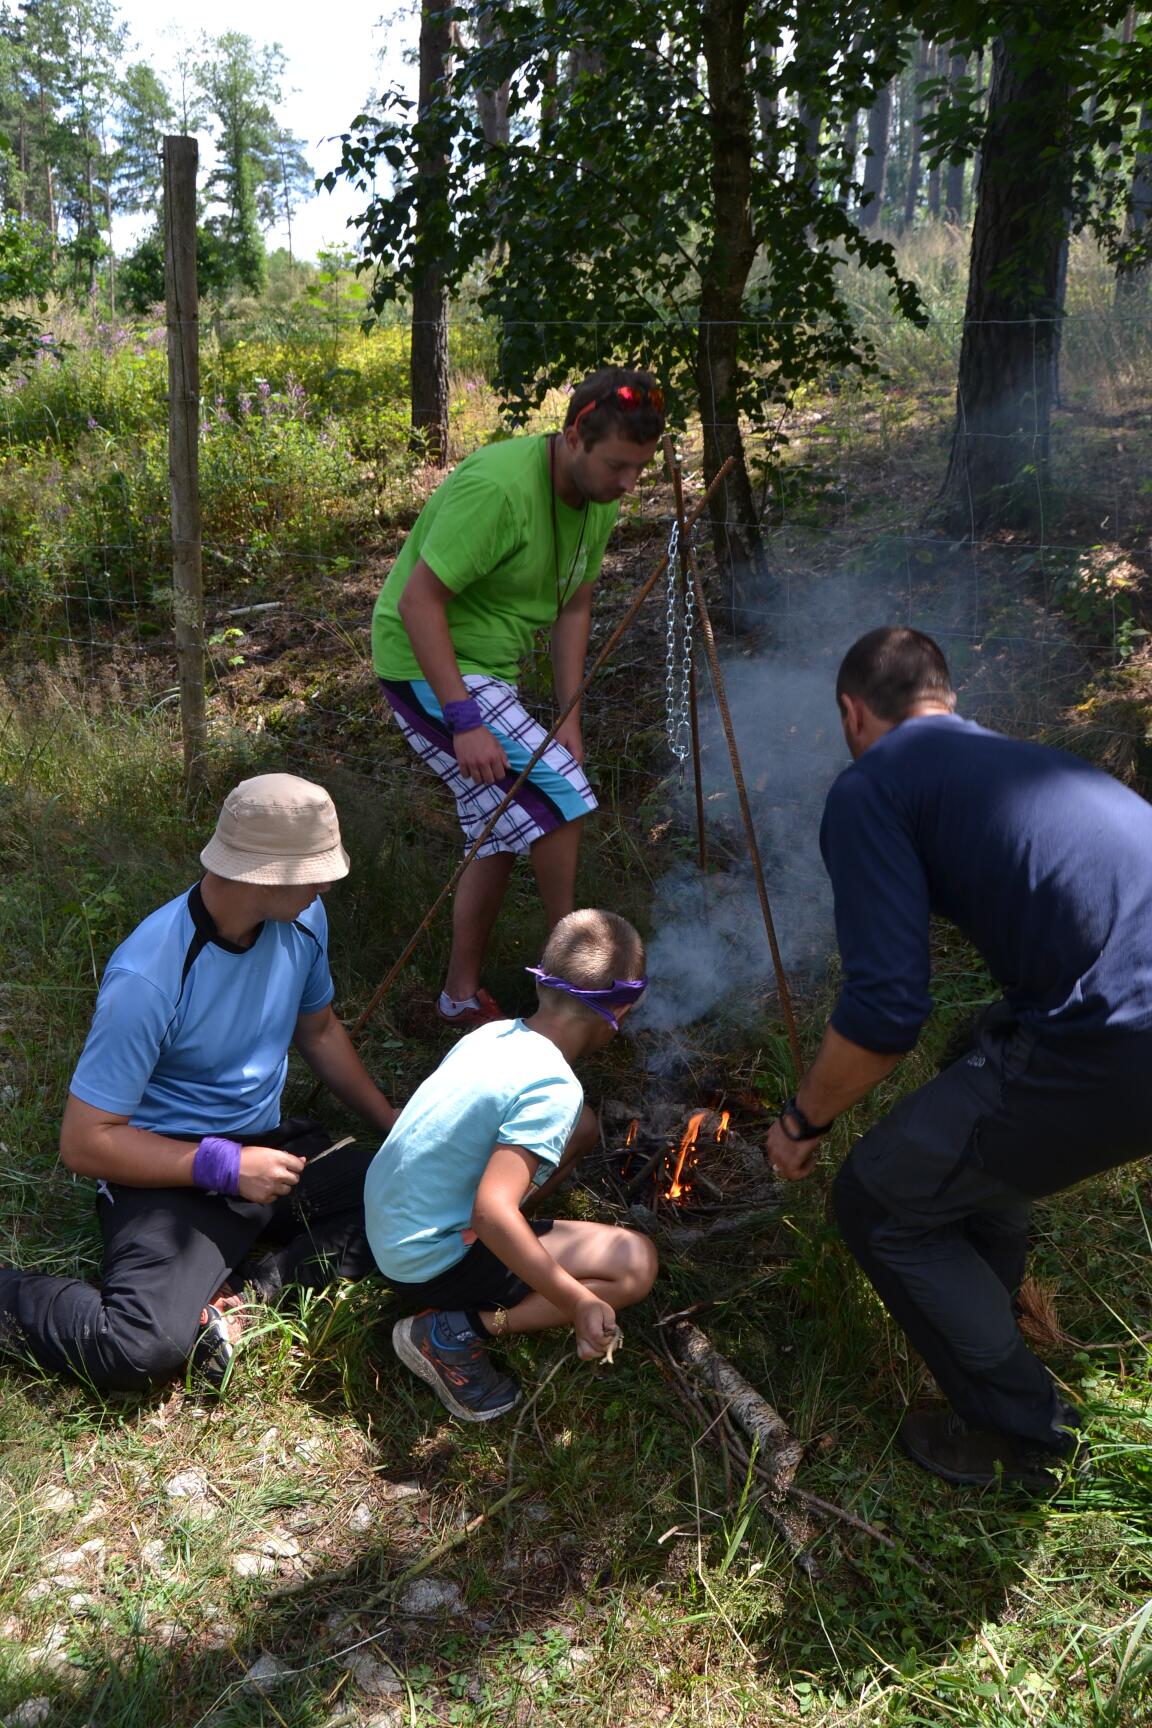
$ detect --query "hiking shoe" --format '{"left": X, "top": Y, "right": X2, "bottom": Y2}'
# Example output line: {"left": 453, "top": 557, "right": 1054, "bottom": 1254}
{"left": 898, "top": 1408, "right": 1073, "bottom": 1491}
{"left": 392, "top": 1311, "right": 520, "bottom": 1422}
{"left": 189, "top": 1297, "right": 248, "bottom": 1390}
{"left": 436, "top": 987, "right": 506, "bottom": 1030}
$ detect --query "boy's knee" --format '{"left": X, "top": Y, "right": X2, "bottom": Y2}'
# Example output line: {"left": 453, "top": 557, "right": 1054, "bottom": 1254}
{"left": 626, "top": 1229, "right": 659, "bottom": 1296}
{"left": 571, "top": 1105, "right": 599, "bottom": 1156}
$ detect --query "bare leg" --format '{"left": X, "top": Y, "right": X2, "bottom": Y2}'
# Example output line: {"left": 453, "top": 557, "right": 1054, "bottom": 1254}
{"left": 523, "top": 1105, "right": 599, "bottom": 1214}
{"left": 478, "top": 1219, "right": 658, "bottom": 1337}
{"left": 529, "top": 817, "right": 584, "bottom": 931}
{"left": 444, "top": 851, "right": 516, "bottom": 1001}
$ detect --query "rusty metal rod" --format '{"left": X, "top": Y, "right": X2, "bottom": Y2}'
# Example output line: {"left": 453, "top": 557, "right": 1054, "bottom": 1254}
{"left": 342, "top": 457, "right": 739, "bottom": 1046}
{"left": 663, "top": 436, "right": 708, "bottom": 873}
{"left": 684, "top": 550, "right": 803, "bottom": 1074}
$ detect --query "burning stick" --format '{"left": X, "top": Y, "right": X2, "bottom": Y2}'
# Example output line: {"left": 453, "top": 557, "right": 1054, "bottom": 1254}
{"left": 666, "top": 1109, "right": 708, "bottom": 1201}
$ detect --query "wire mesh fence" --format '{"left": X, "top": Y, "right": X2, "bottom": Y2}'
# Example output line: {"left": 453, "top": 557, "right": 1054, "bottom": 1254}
{"left": 1, "top": 294, "right": 1150, "bottom": 787}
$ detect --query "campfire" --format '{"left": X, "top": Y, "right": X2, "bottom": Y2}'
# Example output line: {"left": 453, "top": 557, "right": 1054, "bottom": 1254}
{"left": 598, "top": 1095, "right": 779, "bottom": 1233}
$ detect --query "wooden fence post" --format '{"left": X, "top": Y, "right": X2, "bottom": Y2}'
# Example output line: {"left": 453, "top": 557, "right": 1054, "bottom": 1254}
{"left": 163, "top": 135, "right": 206, "bottom": 793}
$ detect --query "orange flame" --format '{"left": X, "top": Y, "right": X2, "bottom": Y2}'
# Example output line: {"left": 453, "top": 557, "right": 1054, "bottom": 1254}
{"left": 667, "top": 1109, "right": 708, "bottom": 1200}
{"left": 620, "top": 1117, "right": 640, "bottom": 1177}
{"left": 716, "top": 1110, "right": 731, "bottom": 1143}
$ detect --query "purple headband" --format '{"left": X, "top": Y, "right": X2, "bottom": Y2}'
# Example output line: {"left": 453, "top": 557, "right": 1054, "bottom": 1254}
{"left": 526, "top": 967, "right": 648, "bottom": 1030}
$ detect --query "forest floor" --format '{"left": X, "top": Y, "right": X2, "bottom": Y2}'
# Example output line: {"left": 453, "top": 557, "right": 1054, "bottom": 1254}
{"left": 3, "top": 276, "right": 1152, "bottom": 1727}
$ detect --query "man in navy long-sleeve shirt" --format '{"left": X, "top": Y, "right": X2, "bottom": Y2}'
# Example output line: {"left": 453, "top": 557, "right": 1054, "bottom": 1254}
{"left": 765, "top": 626, "right": 1152, "bottom": 1487}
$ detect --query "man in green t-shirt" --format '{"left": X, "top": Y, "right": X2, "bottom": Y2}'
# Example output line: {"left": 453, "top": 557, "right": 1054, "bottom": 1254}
{"left": 374, "top": 367, "right": 664, "bottom": 1026}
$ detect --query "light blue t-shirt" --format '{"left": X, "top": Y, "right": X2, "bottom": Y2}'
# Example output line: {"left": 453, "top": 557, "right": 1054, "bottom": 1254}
{"left": 69, "top": 884, "right": 334, "bottom": 1137}
{"left": 364, "top": 1019, "right": 583, "bottom": 1282}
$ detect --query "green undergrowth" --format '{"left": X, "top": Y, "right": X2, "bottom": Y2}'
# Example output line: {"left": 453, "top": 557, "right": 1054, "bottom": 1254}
{"left": 1, "top": 681, "right": 1152, "bottom": 1727}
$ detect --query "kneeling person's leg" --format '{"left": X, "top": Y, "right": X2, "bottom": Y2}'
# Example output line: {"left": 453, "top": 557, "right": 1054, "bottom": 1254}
{"left": 478, "top": 1219, "right": 658, "bottom": 1338}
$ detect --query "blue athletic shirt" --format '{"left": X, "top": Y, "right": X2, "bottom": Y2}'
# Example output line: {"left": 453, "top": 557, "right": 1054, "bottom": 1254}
{"left": 364, "top": 1018, "right": 582, "bottom": 1282}
{"left": 69, "top": 884, "right": 334, "bottom": 1135}
{"left": 820, "top": 714, "right": 1152, "bottom": 1053}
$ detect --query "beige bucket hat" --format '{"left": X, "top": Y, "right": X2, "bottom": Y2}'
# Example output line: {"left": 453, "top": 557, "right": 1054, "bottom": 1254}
{"left": 200, "top": 773, "right": 350, "bottom": 885}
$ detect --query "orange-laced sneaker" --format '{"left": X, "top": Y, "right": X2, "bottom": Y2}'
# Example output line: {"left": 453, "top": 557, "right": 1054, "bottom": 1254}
{"left": 436, "top": 987, "right": 506, "bottom": 1029}
{"left": 392, "top": 1310, "right": 520, "bottom": 1422}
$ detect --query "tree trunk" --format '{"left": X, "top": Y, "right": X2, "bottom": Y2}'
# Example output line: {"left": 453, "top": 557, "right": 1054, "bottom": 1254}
{"left": 926, "top": 41, "right": 948, "bottom": 219}
{"left": 858, "top": 79, "right": 892, "bottom": 229}
{"left": 475, "top": 5, "right": 509, "bottom": 147}
{"left": 1116, "top": 101, "right": 1152, "bottom": 303}
{"left": 699, "top": 0, "right": 770, "bottom": 612}
{"left": 935, "top": 34, "right": 1073, "bottom": 535}
{"left": 944, "top": 49, "right": 968, "bottom": 220}
{"left": 902, "top": 39, "right": 931, "bottom": 230}
{"left": 410, "top": 0, "right": 452, "bottom": 465}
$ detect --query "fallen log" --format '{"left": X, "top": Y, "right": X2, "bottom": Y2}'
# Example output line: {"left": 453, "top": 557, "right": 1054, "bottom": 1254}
{"left": 666, "top": 1320, "right": 802, "bottom": 1497}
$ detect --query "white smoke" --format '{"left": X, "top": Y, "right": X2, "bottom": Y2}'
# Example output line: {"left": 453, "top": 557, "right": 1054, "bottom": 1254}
{"left": 632, "top": 557, "right": 1090, "bottom": 1041}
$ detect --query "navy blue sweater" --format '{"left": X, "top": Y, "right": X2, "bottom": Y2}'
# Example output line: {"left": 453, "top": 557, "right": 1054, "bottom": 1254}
{"left": 820, "top": 714, "right": 1152, "bottom": 1052}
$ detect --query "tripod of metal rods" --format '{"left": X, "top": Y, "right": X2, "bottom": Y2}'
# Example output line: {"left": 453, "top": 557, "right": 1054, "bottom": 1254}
{"left": 662, "top": 436, "right": 802, "bottom": 1074}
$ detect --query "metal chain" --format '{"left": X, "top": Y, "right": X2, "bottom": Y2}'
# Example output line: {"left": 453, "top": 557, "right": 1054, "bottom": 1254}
{"left": 664, "top": 519, "right": 696, "bottom": 767}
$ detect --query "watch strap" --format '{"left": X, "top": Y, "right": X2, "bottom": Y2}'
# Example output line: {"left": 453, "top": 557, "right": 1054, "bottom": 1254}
{"left": 778, "top": 1095, "right": 835, "bottom": 1141}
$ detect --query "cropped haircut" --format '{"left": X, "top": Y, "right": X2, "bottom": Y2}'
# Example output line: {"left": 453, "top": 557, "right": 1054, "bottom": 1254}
{"left": 564, "top": 366, "right": 665, "bottom": 449}
{"left": 535, "top": 909, "right": 646, "bottom": 1021}
{"left": 835, "top": 627, "right": 955, "bottom": 722}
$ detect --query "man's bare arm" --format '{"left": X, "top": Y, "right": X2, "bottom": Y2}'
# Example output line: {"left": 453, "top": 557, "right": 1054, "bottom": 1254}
{"left": 396, "top": 559, "right": 508, "bottom": 784}
{"left": 59, "top": 1096, "right": 304, "bottom": 1201}
{"left": 550, "top": 583, "right": 594, "bottom": 763}
{"left": 766, "top": 1024, "right": 902, "bottom": 1181}
{"left": 292, "top": 1006, "right": 397, "bottom": 1137}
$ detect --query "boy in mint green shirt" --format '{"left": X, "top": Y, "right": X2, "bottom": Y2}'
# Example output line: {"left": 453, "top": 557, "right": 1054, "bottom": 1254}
{"left": 365, "top": 909, "right": 659, "bottom": 1421}
{"left": 373, "top": 369, "right": 663, "bottom": 1028}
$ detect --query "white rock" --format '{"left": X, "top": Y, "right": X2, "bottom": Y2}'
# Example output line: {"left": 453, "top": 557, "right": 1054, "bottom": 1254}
{"left": 34, "top": 1486, "right": 76, "bottom": 1515}
{"left": 380, "top": 1480, "right": 421, "bottom": 1502}
{"left": 324, "top": 1610, "right": 357, "bottom": 1642}
{"left": 2, "top": 1698, "right": 50, "bottom": 1727}
{"left": 396, "top": 1576, "right": 462, "bottom": 1617}
{"left": 340, "top": 1652, "right": 402, "bottom": 1695}
{"left": 24, "top": 1582, "right": 52, "bottom": 1604}
{"left": 46, "top": 1539, "right": 104, "bottom": 1576}
{"left": 243, "top": 1654, "right": 292, "bottom": 1692}
{"left": 232, "top": 1552, "right": 276, "bottom": 1577}
{"left": 362, "top": 1712, "right": 405, "bottom": 1728}
{"left": 76, "top": 1501, "right": 108, "bottom": 1528}
{"left": 66, "top": 1593, "right": 97, "bottom": 1614}
{"left": 140, "top": 1540, "right": 169, "bottom": 1573}
{"left": 164, "top": 1470, "right": 209, "bottom": 1501}
{"left": 347, "top": 1502, "right": 374, "bottom": 1533}
{"left": 260, "top": 1532, "right": 300, "bottom": 1558}
{"left": 294, "top": 1439, "right": 321, "bottom": 1463}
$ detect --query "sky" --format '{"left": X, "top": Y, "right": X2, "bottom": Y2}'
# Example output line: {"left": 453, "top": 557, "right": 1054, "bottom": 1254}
{"left": 111, "top": 1, "right": 416, "bottom": 262}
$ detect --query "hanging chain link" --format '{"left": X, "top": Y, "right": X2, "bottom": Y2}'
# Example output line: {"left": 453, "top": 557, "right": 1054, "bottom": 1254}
{"left": 664, "top": 519, "right": 696, "bottom": 768}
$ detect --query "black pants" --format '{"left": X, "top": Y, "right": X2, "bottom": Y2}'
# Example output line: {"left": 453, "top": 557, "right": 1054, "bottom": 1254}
{"left": 832, "top": 1009, "right": 1152, "bottom": 1449}
{"left": 0, "top": 1121, "right": 376, "bottom": 1391}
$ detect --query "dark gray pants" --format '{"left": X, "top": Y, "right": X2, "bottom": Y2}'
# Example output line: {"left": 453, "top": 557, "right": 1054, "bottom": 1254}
{"left": 832, "top": 1009, "right": 1152, "bottom": 1448}
{"left": 0, "top": 1122, "right": 376, "bottom": 1392}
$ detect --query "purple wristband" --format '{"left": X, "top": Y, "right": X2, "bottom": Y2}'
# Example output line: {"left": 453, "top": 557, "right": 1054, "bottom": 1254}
{"left": 192, "top": 1135, "right": 243, "bottom": 1196}
{"left": 443, "top": 696, "right": 484, "bottom": 734}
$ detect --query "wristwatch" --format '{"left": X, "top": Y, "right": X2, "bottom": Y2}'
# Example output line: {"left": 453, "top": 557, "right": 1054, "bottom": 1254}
{"left": 777, "top": 1095, "right": 835, "bottom": 1142}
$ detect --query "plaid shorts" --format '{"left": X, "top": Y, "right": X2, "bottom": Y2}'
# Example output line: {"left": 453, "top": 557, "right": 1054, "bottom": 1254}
{"left": 380, "top": 675, "right": 598, "bottom": 858}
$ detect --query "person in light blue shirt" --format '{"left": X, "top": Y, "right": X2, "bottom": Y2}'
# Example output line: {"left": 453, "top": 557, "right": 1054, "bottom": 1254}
{"left": 0, "top": 774, "right": 397, "bottom": 1392}
{"left": 366, "top": 909, "right": 659, "bottom": 1421}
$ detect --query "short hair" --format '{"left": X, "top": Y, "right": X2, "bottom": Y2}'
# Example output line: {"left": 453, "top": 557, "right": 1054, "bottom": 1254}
{"left": 564, "top": 366, "right": 664, "bottom": 449}
{"left": 535, "top": 909, "right": 645, "bottom": 1021}
{"left": 835, "top": 627, "right": 955, "bottom": 722}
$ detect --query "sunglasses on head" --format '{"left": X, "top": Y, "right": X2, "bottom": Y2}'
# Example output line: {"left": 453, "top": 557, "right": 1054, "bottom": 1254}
{"left": 571, "top": 382, "right": 665, "bottom": 433}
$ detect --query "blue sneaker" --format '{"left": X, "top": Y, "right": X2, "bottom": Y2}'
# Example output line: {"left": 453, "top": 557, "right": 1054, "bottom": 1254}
{"left": 392, "top": 1310, "right": 520, "bottom": 1422}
